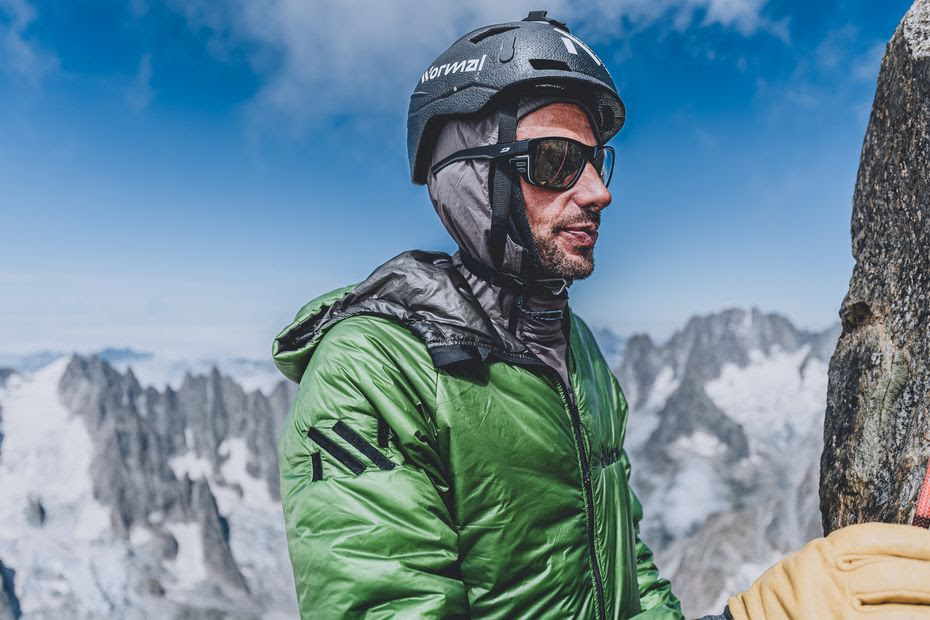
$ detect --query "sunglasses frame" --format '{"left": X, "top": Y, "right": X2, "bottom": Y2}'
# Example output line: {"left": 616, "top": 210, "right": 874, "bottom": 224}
{"left": 430, "top": 136, "right": 615, "bottom": 190}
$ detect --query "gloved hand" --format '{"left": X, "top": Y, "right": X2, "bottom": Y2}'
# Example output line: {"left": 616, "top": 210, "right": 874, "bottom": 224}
{"left": 727, "top": 522, "right": 930, "bottom": 620}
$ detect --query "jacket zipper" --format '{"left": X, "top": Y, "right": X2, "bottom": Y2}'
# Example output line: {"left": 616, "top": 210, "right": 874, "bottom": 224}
{"left": 551, "top": 372, "right": 607, "bottom": 620}
{"left": 496, "top": 342, "right": 607, "bottom": 617}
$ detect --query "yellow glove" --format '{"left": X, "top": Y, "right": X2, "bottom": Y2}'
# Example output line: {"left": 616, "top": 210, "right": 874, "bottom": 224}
{"left": 727, "top": 522, "right": 930, "bottom": 620}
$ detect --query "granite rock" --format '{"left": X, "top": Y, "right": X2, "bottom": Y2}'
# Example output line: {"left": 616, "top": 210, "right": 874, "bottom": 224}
{"left": 821, "top": 0, "right": 930, "bottom": 531}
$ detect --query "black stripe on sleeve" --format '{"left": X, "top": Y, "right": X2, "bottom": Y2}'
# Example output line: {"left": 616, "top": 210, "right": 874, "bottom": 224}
{"left": 332, "top": 421, "right": 396, "bottom": 471}
{"left": 307, "top": 427, "right": 366, "bottom": 475}
{"left": 377, "top": 415, "right": 390, "bottom": 449}
{"left": 310, "top": 452, "right": 323, "bottom": 481}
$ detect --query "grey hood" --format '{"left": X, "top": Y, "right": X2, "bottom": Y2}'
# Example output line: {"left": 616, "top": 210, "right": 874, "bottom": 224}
{"left": 427, "top": 107, "right": 528, "bottom": 278}
{"left": 426, "top": 96, "right": 596, "bottom": 391}
{"left": 427, "top": 95, "right": 598, "bottom": 281}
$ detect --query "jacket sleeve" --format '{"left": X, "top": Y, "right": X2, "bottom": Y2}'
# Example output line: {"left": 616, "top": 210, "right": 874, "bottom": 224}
{"left": 277, "top": 318, "right": 468, "bottom": 619}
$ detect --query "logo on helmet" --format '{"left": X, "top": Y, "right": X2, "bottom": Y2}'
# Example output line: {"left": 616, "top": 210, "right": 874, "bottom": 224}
{"left": 420, "top": 54, "right": 488, "bottom": 84}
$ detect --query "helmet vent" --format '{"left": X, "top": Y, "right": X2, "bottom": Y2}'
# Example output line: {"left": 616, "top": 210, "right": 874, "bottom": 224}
{"left": 470, "top": 25, "right": 518, "bottom": 44}
{"left": 529, "top": 58, "right": 572, "bottom": 72}
{"left": 599, "top": 105, "right": 615, "bottom": 132}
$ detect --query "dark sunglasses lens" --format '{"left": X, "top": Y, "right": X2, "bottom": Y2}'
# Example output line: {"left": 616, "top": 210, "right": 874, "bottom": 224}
{"left": 532, "top": 139, "right": 586, "bottom": 188}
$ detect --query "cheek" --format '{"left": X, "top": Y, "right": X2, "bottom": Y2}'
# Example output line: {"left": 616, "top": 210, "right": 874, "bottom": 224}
{"left": 519, "top": 179, "right": 561, "bottom": 232}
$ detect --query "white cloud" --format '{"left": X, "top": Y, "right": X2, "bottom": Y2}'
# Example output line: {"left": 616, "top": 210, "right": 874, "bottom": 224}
{"left": 165, "top": 0, "right": 557, "bottom": 128}
{"left": 702, "top": 0, "right": 767, "bottom": 33}
{"left": 163, "top": 0, "right": 779, "bottom": 130}
{"left": 568, "top": 0, "right": 777, "bottom": 37}
{"left": 0, "top": 0, "right": 55, "bottom": 81}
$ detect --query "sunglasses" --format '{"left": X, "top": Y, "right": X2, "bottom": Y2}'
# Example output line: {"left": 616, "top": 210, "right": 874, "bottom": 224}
{"left": 430, "top": 136, "right": 615, "bottom": 190}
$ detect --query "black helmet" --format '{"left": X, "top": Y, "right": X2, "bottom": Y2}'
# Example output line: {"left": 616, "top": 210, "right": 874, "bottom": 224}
{"left": 407, "top": 10, "right": 625, "bottom": 185}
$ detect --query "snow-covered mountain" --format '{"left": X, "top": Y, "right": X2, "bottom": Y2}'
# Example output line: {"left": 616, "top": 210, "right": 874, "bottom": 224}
{"left": 0, "top": 349, "right": 284, "bottom": 397}
{"left": 0, "top": 307, "right": 837, "bottom": 619}
{"left": 0, "top": 355, "right": 297, "bottom": 619}
{"left": 99, "top": 349, "right": 284, "bottom": 396}
{"left": 618, "top": 307, "right": 840, "bottom": 617}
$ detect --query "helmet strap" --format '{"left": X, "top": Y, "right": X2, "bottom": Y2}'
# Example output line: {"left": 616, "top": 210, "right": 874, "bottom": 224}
{"left": 510, "top": 179, "right": 571, "bottom": 294}
{"left": 509, "top": 181, "right": 546, "bottom": 272}
{"left": 484, "top": 97, "right": 570, "bottom": 297}
{"left": 488, "top": 99, "right": 518, "bottom": 269}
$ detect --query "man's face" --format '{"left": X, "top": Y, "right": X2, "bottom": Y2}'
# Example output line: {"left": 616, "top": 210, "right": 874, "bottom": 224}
{"left": 516, "top": 102, "right": 612, "bottom": 280}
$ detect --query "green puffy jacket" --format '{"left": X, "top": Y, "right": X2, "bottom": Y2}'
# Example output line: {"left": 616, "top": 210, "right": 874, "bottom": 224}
{"left": 273, "top": 250, "right": 682, "bottom": 619}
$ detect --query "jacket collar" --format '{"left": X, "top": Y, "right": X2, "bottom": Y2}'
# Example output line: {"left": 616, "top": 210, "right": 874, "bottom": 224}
{"left": 272, "top": 250, "right": 550, "bottom": 383}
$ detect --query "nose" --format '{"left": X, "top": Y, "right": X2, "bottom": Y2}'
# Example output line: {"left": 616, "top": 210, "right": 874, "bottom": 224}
{"left": 573, "top": 160, "right": 612, "bottom": 213}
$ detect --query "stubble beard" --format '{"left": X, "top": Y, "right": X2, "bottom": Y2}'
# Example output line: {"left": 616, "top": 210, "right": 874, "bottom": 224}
{"left": 533, "top": 227, "right": 596, "bottom": 281}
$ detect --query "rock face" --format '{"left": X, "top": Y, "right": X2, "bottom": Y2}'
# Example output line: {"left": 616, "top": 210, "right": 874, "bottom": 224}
{"left": 821, "top": 0, "right": 930, "bottom": 533}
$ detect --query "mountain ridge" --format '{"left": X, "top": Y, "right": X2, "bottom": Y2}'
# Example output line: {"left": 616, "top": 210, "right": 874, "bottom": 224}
{"left": 0, "top": 306, "right": 839, "bottom": 618}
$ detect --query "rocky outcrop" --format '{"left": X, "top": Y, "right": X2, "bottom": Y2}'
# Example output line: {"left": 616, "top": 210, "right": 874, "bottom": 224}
{"left": 192, "top": 478, "right": 250, "bottom": 594}
{"left": 650, "top": 378, "right": 750, "bottom": 463}
{"left": 58, "top": 356, "right": 251, "bottom": 594}
{"left": 141, "top": 366, "right": 289, "bottom": 501}
{"left": 0, "top": 559, "right": 21, "bottom": 620}
{"left": 620, "top": 307, "right": 831, "bottom": 468}
{"left": 0, "top": 354, "right": 296, "bottom": 617}
{"left": 821, "top": 0, "right": 930, "bottom": 532}
{"left": 621, "top": 307, "right": 838, "bottom": 616}
{"left": 59, "top": 357, "right": 198, "bottom": 535}
{"left": 619, "top": 307, "right": 825, "bottom": 408}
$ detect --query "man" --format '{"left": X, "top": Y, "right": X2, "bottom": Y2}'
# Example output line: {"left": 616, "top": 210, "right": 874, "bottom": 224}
{"left": 273, "top": 11, "right": 930, "bottom": 619}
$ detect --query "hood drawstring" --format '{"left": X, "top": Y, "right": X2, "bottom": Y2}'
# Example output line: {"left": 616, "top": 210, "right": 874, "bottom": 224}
{"left": 515, "top": 296, "right": 564, "bottom": 320}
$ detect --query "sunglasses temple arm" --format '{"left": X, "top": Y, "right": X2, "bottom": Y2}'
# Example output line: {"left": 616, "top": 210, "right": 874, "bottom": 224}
{"left": 430, "top": 154, "right": 493, "bottom": 176}
{"left": 429, "top": 141, "right": 531, "bottom": 177}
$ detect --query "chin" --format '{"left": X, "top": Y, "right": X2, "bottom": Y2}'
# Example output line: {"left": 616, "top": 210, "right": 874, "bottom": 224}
{"left": 565, "top": 256, "right": 595, "bottom": 280}
{"left": 560, "top": 241, "right": 596, "bottom": 278}
{"left": 534, "top": 232, "right": 596, "bottom": 280}
{"left": 547, "top": 249, "right": 595, "bottom": 280}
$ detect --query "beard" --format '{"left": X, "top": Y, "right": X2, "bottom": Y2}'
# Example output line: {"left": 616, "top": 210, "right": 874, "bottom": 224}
{"left": 531, "top": 214, "right": 599, "bottom": 281}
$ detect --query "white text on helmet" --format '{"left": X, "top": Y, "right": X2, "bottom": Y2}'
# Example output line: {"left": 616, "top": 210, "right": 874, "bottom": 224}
{"left": 421, "top": 54, "right": 487, "bottom": 83}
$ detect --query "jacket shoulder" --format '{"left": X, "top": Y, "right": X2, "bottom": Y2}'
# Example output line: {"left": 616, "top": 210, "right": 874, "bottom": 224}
{"left": 289, "top": 314, "right": 438, "bottom": 428}
{"left": 309, "top": 314, "right": 436, "bottom": 379}
{"left": 273, "top": 249, "right": 514, "bottom": 384}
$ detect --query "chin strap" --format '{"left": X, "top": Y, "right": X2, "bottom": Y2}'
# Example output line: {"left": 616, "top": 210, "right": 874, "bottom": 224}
{"left": 488, "top": 99, "right": 517, "bottom": 269}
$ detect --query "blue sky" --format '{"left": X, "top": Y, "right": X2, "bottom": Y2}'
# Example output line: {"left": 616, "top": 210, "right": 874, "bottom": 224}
{"left": 0, "top": 0, "right": 912, "bottom": 358}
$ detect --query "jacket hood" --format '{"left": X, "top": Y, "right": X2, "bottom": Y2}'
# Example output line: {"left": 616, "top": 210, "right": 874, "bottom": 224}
{"left": 426, "top": 95, "right": 599, "bottom": 283}
{"left": 272, "top": 250, "right": 547, "bottom": 384}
